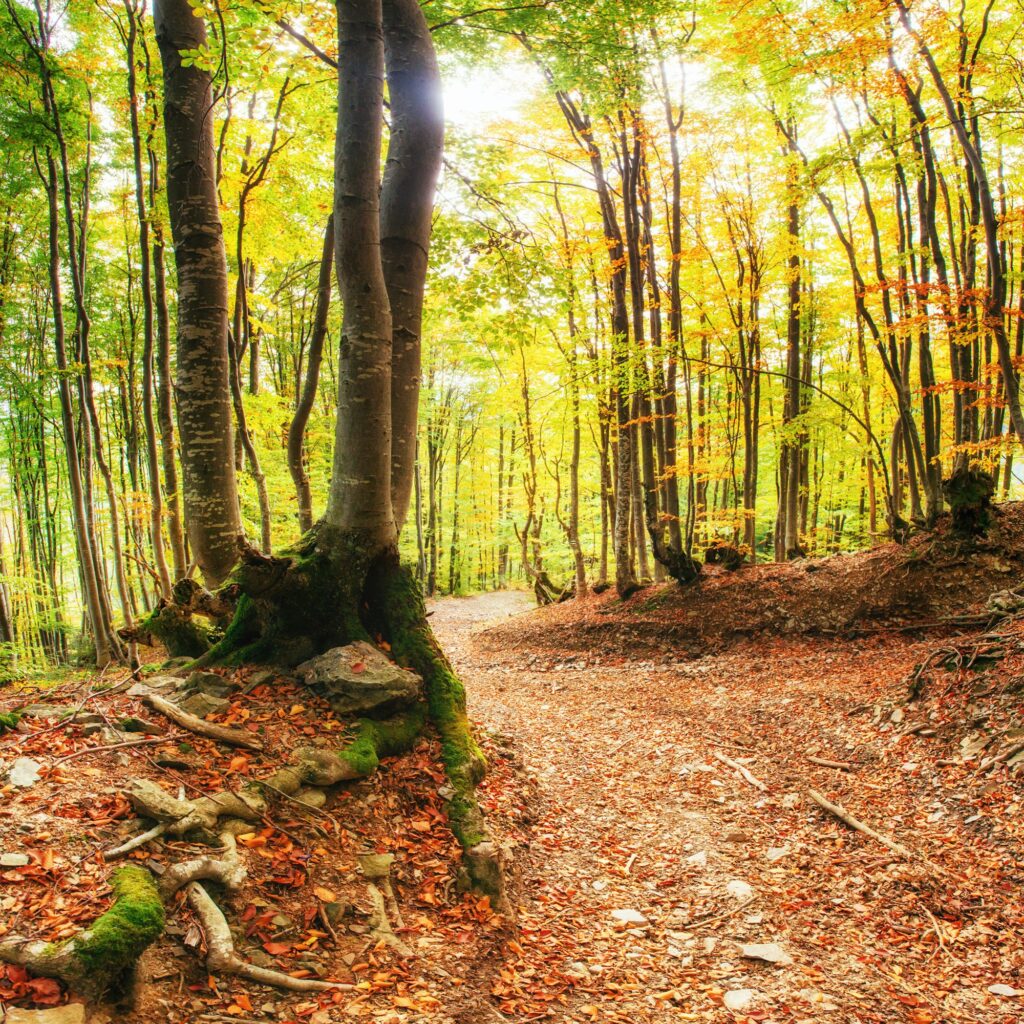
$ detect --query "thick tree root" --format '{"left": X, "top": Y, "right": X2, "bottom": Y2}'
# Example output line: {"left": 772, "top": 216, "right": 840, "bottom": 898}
{"left": 159, "top": 833, "right": 245, "bottom": 898}
{"left": 126, "top": 710, "right": 424, "bottom": 837}
{"left": 0, "top": 865, "right": 164, "bottom": 1000}
{"left": 185, "top": 881, "right": 352, "bottom": 993}
{"left": 129, "top": 525, "right": 505, "bottom": 900}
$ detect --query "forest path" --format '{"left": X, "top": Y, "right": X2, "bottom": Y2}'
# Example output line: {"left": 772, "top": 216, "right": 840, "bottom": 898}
{"left": 430, "top": 592, "right": 1018, "bottom": 1024}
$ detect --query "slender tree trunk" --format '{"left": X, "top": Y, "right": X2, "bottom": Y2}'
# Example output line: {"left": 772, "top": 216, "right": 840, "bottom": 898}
{"left": 288, "top": 215, "right": 334, "bottom": 533}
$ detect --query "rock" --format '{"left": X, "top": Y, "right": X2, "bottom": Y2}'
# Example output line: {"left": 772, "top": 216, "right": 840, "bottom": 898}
{"left": 177, "top": 691, "right": 228, "bottom": 719}
{"left": 765, "top": 846, "right": 790, "bottom": 863}
{"left": 184, "top": 670, "right": 235, "bottom": 698}
{"left": 247, "top": 667, "right": 277, "bottom": 688}
{"left": 890, "top": 707, "right": 905, "bottom": 724}
{"left": 740, "top": 941, "right": 792, "bottom": 965}
{"left": 119, "top": 716, "right": 163, "bottom": 735}
{"left": 127, "top": 675, "right": 181, "bottom": 698}
{"left": 7, "top": 757, "right": 41, "bottom": 788}
{"left": 323, "top": 901, "right": 349, "bottom": 925}
{"left": 781, "top": 792, "right": 802, "bottom": 809}
{"left": 357, "top": 853, "right": 395, "bottom": 879}
{"left": 723, "top": 830, "right": 748, "bottom": 843}
{"left": 4, "top": 1006, "right": 87, "bottom": 1024}
{"left": 1, "top": 852, "right": 30, "bottom": 867}
{"left": 296, "top": 641, "right": 422, "bottom": 717}
{"left": 21, "top": 704, "right": 65, "bottom": 720}
{"left": 723, "top": 989, "right": 756, "bottom": 1012}
{"left": 154, "top": 756, "right": 194, "bottom": 772}
{"left": 686, "top": 850, "right": 708, "bottom": 868}
{"left": 726, "top": 879, "right": 754, "bottom": 900}
{"left": 294, "top": 787, "right": 327, "bottom": 809}
{"left": 988, "top": 984, "right": 1022, "bottom": 997}
{"left": 611, "top": 909, "right": 648, "bottom": 926}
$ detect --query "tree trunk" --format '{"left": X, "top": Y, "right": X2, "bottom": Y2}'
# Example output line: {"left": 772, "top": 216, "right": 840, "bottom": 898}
{"left": 154, "top": 0, "right": 242, "bottom": 586}
{"left": 288, "top": 215, "right": 334, "bottom": 533}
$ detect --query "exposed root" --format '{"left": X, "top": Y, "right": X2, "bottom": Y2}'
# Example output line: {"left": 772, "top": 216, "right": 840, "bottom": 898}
{"left": 186, "top": 881, "right": 351, "bottom": 992}
{"left": 143, "top": 693, "right": 262, "bottom": 750}
{"left": 159, "top": 833, "right": 246, "bottom": 898}
{"left": 364, "top": 883, "right": 412, "bottom": 956}
{"left": 103, "top": 821, "right": 167, "bottom": 862}
{"left": 370, "top": 557, "right": 505, "bottom": 900}
{"left": 0, "top": 866, "right": 164, "bottom": 1000}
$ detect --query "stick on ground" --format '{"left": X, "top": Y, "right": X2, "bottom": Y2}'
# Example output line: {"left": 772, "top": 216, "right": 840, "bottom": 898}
{"left": 713, "top": 750, "right": 768, "bottom": 791}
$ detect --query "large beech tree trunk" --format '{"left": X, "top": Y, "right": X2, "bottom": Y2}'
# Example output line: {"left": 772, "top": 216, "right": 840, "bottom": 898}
{"left": 154, "top": 0, "right": 242, "bottom": 586}
{"left": 140, "top": 0, "right": 499, "bottom": 899}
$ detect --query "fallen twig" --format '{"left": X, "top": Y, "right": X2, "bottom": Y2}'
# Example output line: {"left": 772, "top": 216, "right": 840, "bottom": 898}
{"left": 50, "top": 732, "right": 184, "bottom": 768}
{"left": 713, "top": 750, "right": 768, "bottom": 791}
{"left": 807, "top": 756, "right": 852, "bottom": 771}
{"left": 807, "top": 788, "right": 913, "bottom": 859}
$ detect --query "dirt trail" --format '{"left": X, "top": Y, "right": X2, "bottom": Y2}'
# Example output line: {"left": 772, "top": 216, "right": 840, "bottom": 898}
{"left": 431, "top": 592, "right": 1023, "bottom": 1024}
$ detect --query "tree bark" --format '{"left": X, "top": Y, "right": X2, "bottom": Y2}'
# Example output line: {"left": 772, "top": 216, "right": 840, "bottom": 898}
{"left": 154, "top": 0, "right": 242, "bottom": 586}
{"left": 381, "top": 0, "right": 444, "bottom": 534}
{"left": 288, "top": 215, "right": 334, "bottom": 533}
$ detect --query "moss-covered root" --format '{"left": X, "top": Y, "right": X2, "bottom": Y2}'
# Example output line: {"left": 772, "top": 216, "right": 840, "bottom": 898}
{"left": 370, "top": 557, "right": 505, "bottom": 902}
{"left": 0, "top": 865, "right": 164, "bottom": 1001}
{"left": 127, "top": 600, "right": 216, "bottom": 658}
{"left": 338, "top": 707, "right": 427, "bottom": 777}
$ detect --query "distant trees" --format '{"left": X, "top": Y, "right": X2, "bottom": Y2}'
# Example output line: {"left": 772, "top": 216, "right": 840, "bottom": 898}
{"left": 0, "top": 0, "right": 1022, "bottom": 668}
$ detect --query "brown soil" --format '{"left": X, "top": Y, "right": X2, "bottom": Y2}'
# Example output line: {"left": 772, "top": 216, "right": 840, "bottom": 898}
{"left": 476, "top": 503, "right": 1024, "bottom": 662}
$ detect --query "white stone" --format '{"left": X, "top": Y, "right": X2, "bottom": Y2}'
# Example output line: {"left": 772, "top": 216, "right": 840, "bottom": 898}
{"left": 0, "top": 852, "right": 30, "bottom": 867}
{"left": 686, "top": 850, "right": 708, "bottom": 867}
{"left": 726, "top": 879, "right": 754, "bottom": 900}
{"left": 610, "top": 908, "right": 648, "bottom": 926}
{"left": 988, "top": 984, "right": 1022, "bottom": 997}
{"left": 740, "top": 941, "right": 792, "bottom": 965}
{"left": 7, "top": 757, "right": 40, "bottom": 788}
{"left": 723, "top": 989, "right": 755, "bottom": 1011}
{"left": 766, "top": 846, "right": 790, "bottom": 863}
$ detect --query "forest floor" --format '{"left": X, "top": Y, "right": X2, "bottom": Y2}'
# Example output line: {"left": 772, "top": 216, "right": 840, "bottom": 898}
{"left": 2, "top": 515, "right": 1024, "bottom": 1024}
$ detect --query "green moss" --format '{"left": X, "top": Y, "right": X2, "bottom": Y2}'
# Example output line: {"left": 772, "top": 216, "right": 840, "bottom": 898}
{"left": 0, "top": 710, "right": 21, "bottom": 734}
{"left": 200, "top": 527, "right": 376, "bottom": 668}
{"left": 70, "top": 866, "right": 164, "bottom": 997}
{"left": 338, "top": 706, "right": 427, "bottom": 777}
{"left": 368, "top": 557, "right": 492, "bottom": 859}
{"left": 139, "top": 601, "right": 215, "bottom": 658}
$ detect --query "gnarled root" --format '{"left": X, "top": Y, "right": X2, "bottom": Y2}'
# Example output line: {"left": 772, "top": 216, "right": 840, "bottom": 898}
{"left": 126, "top": 718, "right": 423, "bottom": 838}
{"left": 159, "top": 833, "right": 246, "bottom": 898}
{"left": 186, "top": 881, "right": 351, "bottom": 992}
{"left": 0, "top": 866, "right": 164, "bottom": 1001}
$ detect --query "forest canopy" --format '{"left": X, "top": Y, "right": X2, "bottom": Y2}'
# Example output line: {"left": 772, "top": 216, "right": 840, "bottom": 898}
{"left": 1, "top": 0, "right": 1022, "bottom": 670}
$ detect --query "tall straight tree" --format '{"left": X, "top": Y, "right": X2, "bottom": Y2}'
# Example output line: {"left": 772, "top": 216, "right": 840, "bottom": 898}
{"left": 153, "top": 0, "right": 242, "bottom": 586}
